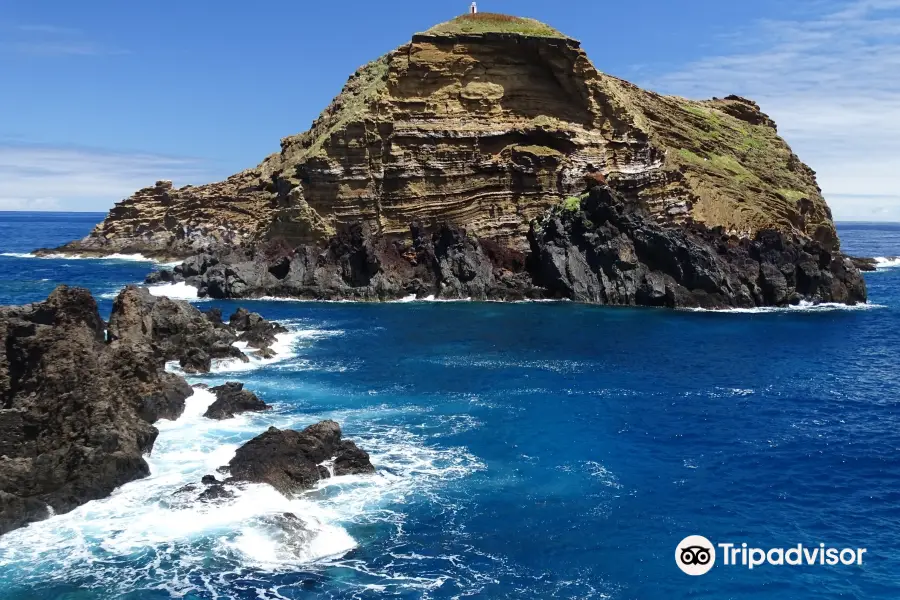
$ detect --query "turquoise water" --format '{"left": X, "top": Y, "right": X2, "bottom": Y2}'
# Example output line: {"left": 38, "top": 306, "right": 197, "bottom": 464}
{"left": 0, "top": 213, "right": 898, "bottom": 599}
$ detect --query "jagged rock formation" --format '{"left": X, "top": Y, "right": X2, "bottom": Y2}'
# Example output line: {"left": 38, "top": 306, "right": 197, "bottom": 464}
{"left": 204, "top": 382, "right": 270, "bottom": 420}
{"left": 108, "top": 287, "right": 286, "bottom": 372}
{"left": 0, "top": 286, "right": 194, "bottom": 534}
{"left": 228, "top": 308, "right": 289, "bottom": 352}
{"left": 0, "top": 286, "right": 295, "bottom": 534}
{"left": 527, "top": 187, "right": 866, "bottom": 308}
{"left": 226, "top": 422, "right": 375, "bottom": 495}
{"left": 43, "top": 13, "right": 842, "bottom": 266}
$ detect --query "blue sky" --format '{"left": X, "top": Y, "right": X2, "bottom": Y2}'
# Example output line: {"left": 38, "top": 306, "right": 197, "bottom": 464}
{"left": 1, "top": 0, "right": 899, "bottom": 221}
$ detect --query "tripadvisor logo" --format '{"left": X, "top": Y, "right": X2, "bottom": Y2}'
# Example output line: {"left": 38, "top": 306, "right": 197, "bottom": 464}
{"left": 676, "top": 535, "right": 716, "bottom": 576}
{"left": 675, "top": 536, "right": 867, "bottom": 576}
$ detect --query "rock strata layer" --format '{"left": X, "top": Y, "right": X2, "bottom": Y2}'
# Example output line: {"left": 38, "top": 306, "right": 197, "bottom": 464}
{"left": 39, "top": 13, "right": 864, "bottom": 307}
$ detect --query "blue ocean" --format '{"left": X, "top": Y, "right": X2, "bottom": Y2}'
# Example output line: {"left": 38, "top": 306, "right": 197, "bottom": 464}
{"left": 0, "top": 212, "right": 898, "bottom": 600}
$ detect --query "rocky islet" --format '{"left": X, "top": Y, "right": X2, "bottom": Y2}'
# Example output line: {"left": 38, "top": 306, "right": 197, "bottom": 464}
{"left": 38, "top": 13, "right": 866, "bottom": 308}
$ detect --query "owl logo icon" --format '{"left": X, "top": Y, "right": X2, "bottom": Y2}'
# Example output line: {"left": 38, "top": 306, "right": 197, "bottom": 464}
{"left": 676, "top": 535, "right": 716, "bottom": 575}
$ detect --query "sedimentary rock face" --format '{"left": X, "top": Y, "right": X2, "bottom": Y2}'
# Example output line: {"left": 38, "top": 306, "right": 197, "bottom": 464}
{"left": 49, "top": 13, "right": 839, "bottom": 261}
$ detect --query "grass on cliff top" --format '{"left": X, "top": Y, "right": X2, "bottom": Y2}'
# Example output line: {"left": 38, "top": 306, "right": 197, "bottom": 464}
{"left": 426, "top": 13, "right": 568, "bottom": 38}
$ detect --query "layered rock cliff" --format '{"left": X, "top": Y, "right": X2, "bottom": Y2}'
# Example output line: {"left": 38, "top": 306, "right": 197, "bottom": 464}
{"left": 44, "top": 13, "right": 863, "bottom": 307}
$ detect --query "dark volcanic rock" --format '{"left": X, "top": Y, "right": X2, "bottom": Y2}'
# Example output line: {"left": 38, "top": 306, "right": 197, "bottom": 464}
{"left": 229, "top": 308, "right": 288, "bottom": 350}
{"left": 526, "top": 186, "right": 867, "bottom": 309}
{"left": 849, "top": 256, "right": 885, "bottom": 272}
{"left": 204, "top": 382, "right": 270, "bottom": 420}
{"left": 227, "top": 422, "right": 375, "bottom": 495}
{"left": 189, "top": 222, "right": 541, "bottom": 302}
{"left": 139, "top": 373, "right": 194, "bottom": 422}
{"left": 333, "top": 439, "right": 378, "bottom": 476}
{"left": 198, "top": 484, "right": 234, "bottom": 502}
{"left": 107, "top": 286, "right": 285, "bottom": 372}
{"left": 179, "top": 347, "right": 211, "bottom": 374}
{"left": 144, "top": 269, "right": 182, "bottom": 285}
{"left": 0, "top": 286, "right": 195, "bottom": 535}
{"left": 176, "top": 185, "right": 865, "bottom": 308}
{"left": 0, "top": 491, "right": 50, "bottom": 533}
{"left": 109, "top": 285, "right": 244, "bottom": 370}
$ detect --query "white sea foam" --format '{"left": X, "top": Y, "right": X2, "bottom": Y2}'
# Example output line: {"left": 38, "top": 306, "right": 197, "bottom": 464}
{"left": 874, "top": 256, "right": 900, "bottom": 269}
{"left": 165, "top": 325, "right": 340, "bottom": 377}
{"left": 147, "top": 281, "right": 201, "bottom": 300}
{"left": 391, "top": 295, "right": 472, "bottom": 303}
{"left": 0, "top": 383, "right": 484, "bottom": 596}
{"left": 253, "top": 294, "right": 477, "bottom": 304}
{"left": 0, "top": 252, "right": 155, "bottom": 262}
{"left": 0, "top": 389, "right": 353, "bottom": 574}
{"left": 685, "top": 300, "right": 885, "bottom": 314}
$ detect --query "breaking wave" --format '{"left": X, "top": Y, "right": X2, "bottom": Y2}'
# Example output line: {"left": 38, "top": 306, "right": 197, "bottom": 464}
{"left": 0, "top": 252, "right": 156, "bottom": 262}
{"left": 147, "top": 281, "right": 202, "bottom": 300}
{"left": 165, "top": 324, "right": 340, "bottom": 377}
{"left": 0, "top": 376, "right": 484, "bottom": 598}
{"left": 685, "top": 300, "right": 885, "bottom": 314}
{"left": 874, "top": 256, "right": 900, "bottom": 269}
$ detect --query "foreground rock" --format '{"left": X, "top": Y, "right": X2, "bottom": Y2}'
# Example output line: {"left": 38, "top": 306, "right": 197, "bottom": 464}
{"left": 204, "top": 382, "right": 270, "bottom": 420}
{"left": 0, "top": 286, "right": 194, "bottom": 534}
{"left": 227, "top": 422, "right": 375, "bottom": 495}
{"left": 40, "top": 13, "right": 863, "bottom": 306}
{"left": 107, "top": 286, "right": 286, "bottom": 372}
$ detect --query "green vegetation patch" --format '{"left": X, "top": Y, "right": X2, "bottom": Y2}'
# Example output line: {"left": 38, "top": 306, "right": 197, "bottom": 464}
{"left": 426, "top": 13, "right": 568, "bottom": 38}
{"left": 514, "top": 145, "right": 564, "bottom": 158}
{"left": 302, "top": 56, "right": 390, "bottom": 158}
{"left": 778, "top": 188, "right": 809, "bottom": 201}
{"left": 563, "top": 196, "right": 582, "bottom": 212}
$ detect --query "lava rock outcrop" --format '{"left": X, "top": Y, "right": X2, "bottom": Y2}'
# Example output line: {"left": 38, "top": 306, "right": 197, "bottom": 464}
{"left": 204, "top": 382, "right": 270, "bottom": 420}
{"left": 227, "top": 422, "right": 375, "bottom": 495}
{"left": 0, "top": 286, "right": 194, "bottom": 534}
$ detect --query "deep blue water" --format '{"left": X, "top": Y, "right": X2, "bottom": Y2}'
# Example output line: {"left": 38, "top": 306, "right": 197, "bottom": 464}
{"left": 0, "top": 212, "right": 899, "bottom": 599}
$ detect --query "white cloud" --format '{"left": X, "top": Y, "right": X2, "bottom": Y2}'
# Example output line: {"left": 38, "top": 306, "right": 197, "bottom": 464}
{"left": 651, "top": 0, "right": 900, "bottom": 222}
{"left": 16, "top": 24, "right": 81, "bottom": 35}
{"left": 12, "top": 42, "right": 125, "bottom": 56}
{"left": 0, "top": 144, "right": 210, "bottom": 212}
{"left": 5, "top": 23, "right": 126, "bottom": 56}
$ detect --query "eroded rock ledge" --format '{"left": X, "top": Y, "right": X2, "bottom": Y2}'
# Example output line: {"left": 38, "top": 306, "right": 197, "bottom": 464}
{"left": 153, "top": 184, "right": 866, "bottom": 309}
{"left": 204, "top": 382, "right": 270, "bottom": 420}
{"left": 227, "top": 423, "right": 375, "bottom": 495}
